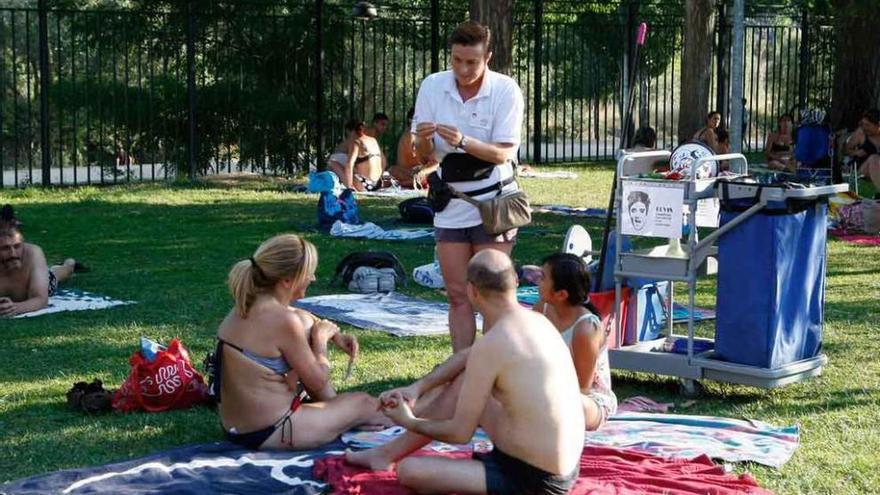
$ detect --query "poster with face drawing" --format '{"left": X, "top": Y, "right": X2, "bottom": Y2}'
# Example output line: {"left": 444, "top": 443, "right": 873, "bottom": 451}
{"left": 621, "top": 181, "right": 684, "bottom": 238}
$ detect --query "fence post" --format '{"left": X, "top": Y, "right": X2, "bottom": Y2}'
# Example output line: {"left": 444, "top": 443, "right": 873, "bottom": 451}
{"left": 623, "top": 0, "right": 639, "bottom": 147}
{"left": 186, "top": 0, "right": 198, "bottom": 180}
{"left": 430, "top": 0, "right": 439, "bottom": 73}
{"left": 532, "top": 0, "right": 543, "bottom": 164}
{"left": 797, "top": 10, "right": 809, "bottom": 111}
{"left": 315, "top": 0, "right": 325, "bottom": 169}
{"left": 715, "top": 1, "right": 729, "bottom": 121}
{"left": 38, "top": 0, "right": 51, "bottom": 186}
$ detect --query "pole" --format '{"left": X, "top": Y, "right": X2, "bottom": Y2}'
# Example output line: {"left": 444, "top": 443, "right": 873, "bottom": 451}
{"left": 532, "top": 0, "right": 543, "bottom": 164}
{"left": 715, "top": 1, "right": 729, "bottom": 120}
{"left": 38, "top": 0, "right": 51, "bottom": 186}
{"left": 430, "top": 0, "right": 440, "bottom": 73}
{"left": 186, "top": 0, "right": 198, "bottom": 180}
{"left": 729, "top": 0, "right": 744, "bottom": 152}
{"left": 797, "top": 10, "right": 809, "bottom": 112}
{"left": 315, "top": 0, "right": 325, "bottom": 169}
{"left": 595, "top": 22, "right": 646, "bottom": 292}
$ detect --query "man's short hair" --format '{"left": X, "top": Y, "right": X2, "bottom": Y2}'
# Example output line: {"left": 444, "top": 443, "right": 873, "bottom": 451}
{"left": 372, "top": 112, "right": 389, "bottom": 123}
{"left": 449, "top": 21, "right": 490, "bottom": 51}
{"left": 0, "top": 204, "right": 22, "bottom": 237}
{"left": 467, "top": 256, "right": 517, "bottom": 294}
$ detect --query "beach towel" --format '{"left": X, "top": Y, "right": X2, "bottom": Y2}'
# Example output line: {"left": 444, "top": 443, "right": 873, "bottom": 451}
{"left": 830, "top": 228, "right": 880, "bottom": 246}
{"left": 533, "top": 205, "right": 608, "bottom": 218}
{"left": 293, "top": 292, "right": 481, "bottom": 337}
{"left": 13, "top": 289, "right": 134, "bottom": 319}
{"left": 1, "top": 440, "right": 343, "bottom": 495}
{"left": 330, "top": 220, "right": 434, "bottom": 241}
{"left": 356, "top": 189, "right": 425, "bottom": 199}
{"left": 342, "top": 411, "right": 798, "bottom": 469}
{"left": 315, "top": 446, "right": 773, "bottom": 495}
{"left": 520, "top": 170, "right": 579, "bottom": 179}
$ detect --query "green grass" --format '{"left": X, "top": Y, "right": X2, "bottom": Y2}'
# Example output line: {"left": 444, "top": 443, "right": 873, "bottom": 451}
{"left": 1, "top": 166, "right": 878, "bottom": 494}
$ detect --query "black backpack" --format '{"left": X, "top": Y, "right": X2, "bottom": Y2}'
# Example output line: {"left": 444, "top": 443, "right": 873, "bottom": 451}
{"left": 331, "top": 251, "right": 408, "bottom": 287}
{"left": 398, "top": 197, "right": 434, "bottom": 224}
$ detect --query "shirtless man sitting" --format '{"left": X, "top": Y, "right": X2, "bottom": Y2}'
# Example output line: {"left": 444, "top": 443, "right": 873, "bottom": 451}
{"left": 0, "top": 204, "right": 84, "bottom": 317}
{"left": 347, "top": 250, "right": 585, "bottom": 494}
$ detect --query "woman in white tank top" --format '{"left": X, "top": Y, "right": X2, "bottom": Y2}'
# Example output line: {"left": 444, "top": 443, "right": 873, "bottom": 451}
{"left": 532, "top": 253, "right": 617, "bottom": 430}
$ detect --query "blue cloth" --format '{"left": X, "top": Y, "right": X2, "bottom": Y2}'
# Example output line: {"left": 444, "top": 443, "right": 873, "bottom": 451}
{"left": 1, "top": 440, "right": 344, "bottom": 494}
{"left": 794, "top": 125, "right": 830, "bottom": 167}
{"left": 715, "top": 201, "right": 827, "bottom": 368}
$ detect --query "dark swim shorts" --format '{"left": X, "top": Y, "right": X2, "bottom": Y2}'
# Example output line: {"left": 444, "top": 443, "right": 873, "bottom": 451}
{"left": 474, "top": 447, "right": 578, "bottom": 495}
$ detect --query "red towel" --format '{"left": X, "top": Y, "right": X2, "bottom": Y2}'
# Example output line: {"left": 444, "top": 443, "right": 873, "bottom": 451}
{"left": 314, "top": 446, "right": 773, "bottom": 495}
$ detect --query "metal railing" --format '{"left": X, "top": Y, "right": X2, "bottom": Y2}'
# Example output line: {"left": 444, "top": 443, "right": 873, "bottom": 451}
{"left": 0, "top": 0, "right": 839, "bottom": 188}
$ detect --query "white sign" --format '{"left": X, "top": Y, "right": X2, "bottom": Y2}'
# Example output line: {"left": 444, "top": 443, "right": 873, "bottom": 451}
{"left": 695, "top": 198, "right": 721, "bottom": 228}
{"left": 621, "top": 181, "right": 684, "bottom": 238}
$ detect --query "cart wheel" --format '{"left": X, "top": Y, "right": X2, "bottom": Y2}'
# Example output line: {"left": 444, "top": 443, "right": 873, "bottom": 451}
{"left": 678, "top": 379, "right": 704, "bottom": 398}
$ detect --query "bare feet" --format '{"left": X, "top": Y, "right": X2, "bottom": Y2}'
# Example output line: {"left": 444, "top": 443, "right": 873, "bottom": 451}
{"left": 345, "top": 447, "right": 395, "bottom": 471}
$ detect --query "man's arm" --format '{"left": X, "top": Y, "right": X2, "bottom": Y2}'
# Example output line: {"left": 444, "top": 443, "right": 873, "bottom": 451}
{"left": 379, "top": 347, "right": 471, "bottom": 409}
{"left": 392, "top": 339, "right": 499, "bottom": 444}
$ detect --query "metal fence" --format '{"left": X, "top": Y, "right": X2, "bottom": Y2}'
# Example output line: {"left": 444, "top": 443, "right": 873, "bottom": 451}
{"left": 0, "top": 0, "right": 839, "bottom": 188}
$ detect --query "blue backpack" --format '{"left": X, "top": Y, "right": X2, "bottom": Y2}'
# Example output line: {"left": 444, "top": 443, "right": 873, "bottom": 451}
{"left": 317, "top": 189, "right": 361, "bottom": 228}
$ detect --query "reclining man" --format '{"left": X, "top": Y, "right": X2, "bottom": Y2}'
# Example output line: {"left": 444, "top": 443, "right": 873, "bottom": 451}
{"left": 347, "top": 250, "right": 585, "bottom": 494}
{"left": 0, "top": 205, "right": 84, "bottom": 317}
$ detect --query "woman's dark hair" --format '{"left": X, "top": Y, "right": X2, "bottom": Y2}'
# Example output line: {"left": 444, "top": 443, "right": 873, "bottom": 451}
{"left": 863, "top": 108, "right": 880, "bottom": 126}
{"left": 541, "top": 252, "right": 600, "bottom": 316}
{"left": 0, "top": 204, "right": 22, "bottom": 237}
{"left": 633, "top": 126, "right": 657, "bottom": 148}
{"left": 707, "top": 110, "right": 721, "bottom": 120}
{"left": 715, "top": 128, "right": 730, "bottom": 143}
{"left": 344, "top": 119, "right": 365, "bottom": 133}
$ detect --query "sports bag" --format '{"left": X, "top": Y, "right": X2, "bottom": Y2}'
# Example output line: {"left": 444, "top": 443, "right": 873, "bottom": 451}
{"left": 317, "top": 188, "right": 361, "bottom": 228}
{"left": 332, "top": 251, "right": 407, "bottom": 287}
{"left": 398, "top": 197, "right": 435, "bottom": 224}
{"left": 112, "top": 338, "right": 210, "bottom": 413}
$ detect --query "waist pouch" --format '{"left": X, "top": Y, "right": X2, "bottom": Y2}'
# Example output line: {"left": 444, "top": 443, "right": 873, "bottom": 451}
{"left": 448, "top": 181, "right": 532, "bottom": 235}
{"left": 440, "top": 153, "right": 496, "bottom": 182}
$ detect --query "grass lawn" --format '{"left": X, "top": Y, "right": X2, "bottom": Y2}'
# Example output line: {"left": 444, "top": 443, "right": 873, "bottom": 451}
{"left": 1, "top": 165, "right": 878, "bottom": 494}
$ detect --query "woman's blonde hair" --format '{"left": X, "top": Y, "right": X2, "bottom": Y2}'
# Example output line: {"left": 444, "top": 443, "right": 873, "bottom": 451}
{"left": 228, "top": 234, "right": 317, "bottom": 318}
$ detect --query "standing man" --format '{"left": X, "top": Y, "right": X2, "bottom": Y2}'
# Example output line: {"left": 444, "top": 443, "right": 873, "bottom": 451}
{"left": 0, "top": 205, "right": 84, "bottom": 317}
{"left": 411, "top": 20, "right": 525, "bottom": 351}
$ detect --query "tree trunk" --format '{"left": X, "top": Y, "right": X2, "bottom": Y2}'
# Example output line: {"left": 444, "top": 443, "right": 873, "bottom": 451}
{"left": 830, "top": 0, "right": 880, "bottom": 131}
{"left": 677, "top": 0, "right": 715, "bottom": 143}
{"left": 469, "top": 0, "right": 514, "bottom": 75}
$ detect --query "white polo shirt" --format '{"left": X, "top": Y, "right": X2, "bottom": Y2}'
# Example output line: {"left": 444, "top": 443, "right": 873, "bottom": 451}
{"left": 411, "top": 69, "right": 525, "bottom": 229}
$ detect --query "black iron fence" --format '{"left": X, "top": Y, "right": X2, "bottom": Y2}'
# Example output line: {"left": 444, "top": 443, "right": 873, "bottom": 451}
{"left": 0, "top": 1, "right": 839, "bottom": 188}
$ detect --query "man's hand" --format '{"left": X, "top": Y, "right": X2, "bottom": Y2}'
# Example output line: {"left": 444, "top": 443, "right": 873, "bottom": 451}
{"left": 381, "top": 392, "right": 416, "bottom": 426}
{"left": 415, "top": 122, "right": 437, "bottom": 140}
{"left": 0, "top": 298, "right": 20, "bottom": 317}
{"left": 379, "top": 384, "right": 420, "bottom": 411}
{"left": 436, "top": 124, "right": 463, "bottom": 148}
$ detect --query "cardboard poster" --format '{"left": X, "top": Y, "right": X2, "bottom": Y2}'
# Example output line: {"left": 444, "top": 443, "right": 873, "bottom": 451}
{"left": 621, "top": 181, "right": 684, "bottom": 238}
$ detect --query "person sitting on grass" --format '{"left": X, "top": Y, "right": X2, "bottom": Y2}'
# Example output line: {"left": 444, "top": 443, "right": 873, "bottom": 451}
{"left": 213, "top": 233, "right": 389, "bottom": 450}
{"left": 0, "top": 204, "right": 86, "bottom": 317}
{"left": 532, "top": 253, "right": 617, "bottom": 430}
{"left": 844, "top": 108, "right": 880, "bottom": 199}
{"left": 764, "top": 113, "right": 795, "bottom": 172}
{"left": 388, "top": 107, "right": 439, "bottom": 189}
{"left": 327, "top": 119, "right": 385, "bottom": 191}
{"left": 347, "top": 250, "right": 585, "bottom": 495}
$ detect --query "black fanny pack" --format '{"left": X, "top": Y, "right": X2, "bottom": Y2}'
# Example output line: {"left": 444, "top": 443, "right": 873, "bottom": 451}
{"left": 427, "top": 171, "right": 516, "bottom": 213}
{"left": 440, "top": 153, "right": 496, "bottom": 182}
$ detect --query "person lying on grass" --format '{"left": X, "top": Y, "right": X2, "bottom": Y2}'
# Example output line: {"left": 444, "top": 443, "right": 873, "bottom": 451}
{"left": 347, "top": 250, "right": 585, "bottom": 495}
{"left": 532, "top": 253, "right": 618, "bottom": 431}
{"left": 0, "top": 204, "right": 86, "bottom": 317}
{"left": 213, "top": 233, "right": 390, "bottom": 450}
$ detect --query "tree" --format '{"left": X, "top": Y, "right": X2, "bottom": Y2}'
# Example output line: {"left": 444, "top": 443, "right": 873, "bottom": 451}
{"left": 469, "top": 0, "right": 513, "bottom": 75}
{"left": 677, "top": 0, "right": 715, "bottom": 142}
{"left": 829, "top": 0, "right": 880, "bottom": 130}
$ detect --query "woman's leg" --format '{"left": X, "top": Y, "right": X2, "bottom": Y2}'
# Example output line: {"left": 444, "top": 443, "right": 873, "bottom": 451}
{"left": 260, "top": 391, "right": 383, "bottom": 450}
{"left": 328, "top": 160, "right": 353, "bottom": 189}
{"left": 437, "top": 241, "right": 477, "bottom": 352}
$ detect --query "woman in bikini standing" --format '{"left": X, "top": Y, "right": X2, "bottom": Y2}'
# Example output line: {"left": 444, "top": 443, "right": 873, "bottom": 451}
{"left": 328, "top": 119, "right": 384, "bottom": 191}
{"left": 213, "top": 233, "right": 388, "bottom": 450}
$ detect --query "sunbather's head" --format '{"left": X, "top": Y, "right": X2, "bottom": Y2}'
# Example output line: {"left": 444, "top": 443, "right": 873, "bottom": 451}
{"left": 466, "top": 250, "right": 517, "bottom": 305}
{"left": 0, "top": 205, "right": 24, "bottom": 271}
{"left": 228, "top": 234, "right": 317, "bottom": 317}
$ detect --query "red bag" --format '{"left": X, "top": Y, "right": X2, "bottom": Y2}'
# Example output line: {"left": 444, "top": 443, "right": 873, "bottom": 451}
{"left": 112, "top": 338, "right": 210, "bottom": 413}
{"left": 589, "top": 287, "right": 630, "bottom": 350}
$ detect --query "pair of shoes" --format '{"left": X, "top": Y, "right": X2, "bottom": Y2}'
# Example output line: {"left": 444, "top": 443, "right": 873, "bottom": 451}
{"left": 66, "top": 379, "right": 114, "bottom": 414}
{"left": 73, "top": 261, "right": 90, "bottom": 273}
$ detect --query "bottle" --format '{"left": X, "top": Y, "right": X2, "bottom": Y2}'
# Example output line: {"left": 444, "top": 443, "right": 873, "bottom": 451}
{"left": 665, "top": 237, "right": 686, "bottom": 258}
